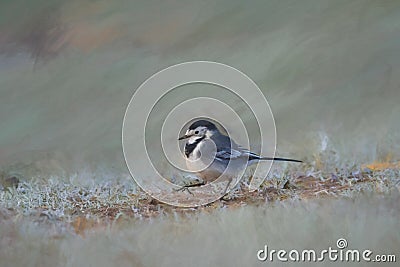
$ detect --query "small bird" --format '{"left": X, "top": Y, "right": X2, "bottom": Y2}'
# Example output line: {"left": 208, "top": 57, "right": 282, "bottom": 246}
{"left": 177, "top": 119, "right": 302, "bottom": 192}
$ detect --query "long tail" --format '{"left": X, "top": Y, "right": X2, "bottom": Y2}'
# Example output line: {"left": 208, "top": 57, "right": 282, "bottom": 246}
{"left": 259, "top": 157, "right": 303, "bottom": 163}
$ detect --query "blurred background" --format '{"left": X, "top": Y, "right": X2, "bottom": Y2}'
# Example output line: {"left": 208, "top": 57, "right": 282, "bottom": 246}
{"left": 1, "top": 0, "right": 400, "bottom": 181}
{"left": 1, "top": 1, "right": 400, "bottom": 267}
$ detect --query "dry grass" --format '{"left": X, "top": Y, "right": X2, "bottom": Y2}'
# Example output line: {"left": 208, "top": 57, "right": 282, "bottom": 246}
{"left": 0, "top": 161, "right": 399, "bottom": 267}
{"left": 1, "top": 164, "right": 399, "bottom": 234}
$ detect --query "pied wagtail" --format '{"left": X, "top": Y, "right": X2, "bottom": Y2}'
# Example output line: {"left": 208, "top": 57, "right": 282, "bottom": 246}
{"left": 177, "top": 119, "right": 302, "bottom": 192}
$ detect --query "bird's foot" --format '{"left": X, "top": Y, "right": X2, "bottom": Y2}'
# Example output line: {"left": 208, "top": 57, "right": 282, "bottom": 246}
{"left": 174, "top": 181, "right": 206, "bottom": 195}
{"left": 220, "top": 191, "right": 235, "bottom": 201}
{"left": 220, "top": 193, "right": 231, "bottom": 201}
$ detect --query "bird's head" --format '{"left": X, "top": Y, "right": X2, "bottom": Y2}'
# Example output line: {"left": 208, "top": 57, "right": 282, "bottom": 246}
{"left": 178, "top": 120, "right": 218, "bottom": 143}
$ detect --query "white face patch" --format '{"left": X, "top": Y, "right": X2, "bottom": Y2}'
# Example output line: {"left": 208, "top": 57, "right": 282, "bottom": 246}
{"left": 186, "top": 127, "right": 216, "bottom": 144}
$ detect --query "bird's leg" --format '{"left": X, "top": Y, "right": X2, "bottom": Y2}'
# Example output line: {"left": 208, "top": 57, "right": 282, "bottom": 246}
{"left": 174, "top": 181, "right": 206, "bottom": 194}
{"left": 220, "top": 179, "right": 233, "bottom": 201}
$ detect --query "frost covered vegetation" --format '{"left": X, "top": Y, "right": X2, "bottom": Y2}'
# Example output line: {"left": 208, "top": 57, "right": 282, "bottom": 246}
{"left": 1, "top": 163, "right": 399, "bottom": 266}
{"left": 1, "top": 162, "right": 399, "bottom": 222}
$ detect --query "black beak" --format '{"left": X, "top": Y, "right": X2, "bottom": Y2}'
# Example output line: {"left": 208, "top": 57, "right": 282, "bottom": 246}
{"left": 178, "top": 134, "right": 189, "bottom": 140}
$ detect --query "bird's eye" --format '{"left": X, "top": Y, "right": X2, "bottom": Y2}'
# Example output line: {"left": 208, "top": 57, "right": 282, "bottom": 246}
{"left": 195, "top": 130, "right": 199, "bottom": 134}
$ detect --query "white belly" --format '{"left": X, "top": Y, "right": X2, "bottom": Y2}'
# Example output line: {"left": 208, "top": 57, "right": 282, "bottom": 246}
{"left": 186, "top": 156, "right": 247, "bottom": 183}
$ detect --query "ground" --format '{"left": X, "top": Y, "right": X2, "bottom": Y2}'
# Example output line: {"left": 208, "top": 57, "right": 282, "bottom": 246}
{"left": 1, "top": 162, "right": 399, "bottom": 232}
{"left": 0, "top": 163, "right": 399, "bottom": 266}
